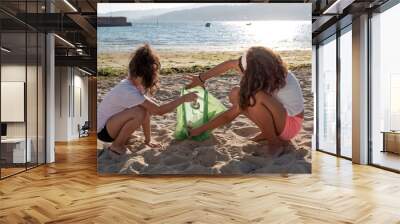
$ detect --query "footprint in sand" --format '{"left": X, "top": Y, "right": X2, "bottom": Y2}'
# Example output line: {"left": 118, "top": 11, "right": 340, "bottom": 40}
{"left": 154, "top": 134, "right": 171, "bottom": 142}
{"left": 192, "top": 146, "right": 229, "bottom": 167}
{"left": 163, "top": 155, "right": 188, "bottom": 166}
{"left": 232, "top": 121, "right": 248, "bottom": 127}
{"left": 142, "top": 150, "right": 162, "bottom": 165}
{"left": 155, "top": 129, "right": 169, "bottom": 137}
{"left": 153, "top": 129, "right": 170, "bottom": 142}
{"left": 297, "top": 141, "right": 311, "bottom": 149}
{"left": 232, "top": 126, "right": 259, "bottom": 138}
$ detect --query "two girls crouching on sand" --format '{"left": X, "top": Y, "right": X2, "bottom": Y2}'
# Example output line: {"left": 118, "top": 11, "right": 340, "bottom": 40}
{"left": 97, "top": 44, "right": 304, "bottom": 155}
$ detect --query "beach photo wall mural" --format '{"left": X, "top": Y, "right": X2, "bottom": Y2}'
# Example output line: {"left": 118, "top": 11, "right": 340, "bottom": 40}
{"left": 97, "top": 3, "right": 313, "bottom": 175}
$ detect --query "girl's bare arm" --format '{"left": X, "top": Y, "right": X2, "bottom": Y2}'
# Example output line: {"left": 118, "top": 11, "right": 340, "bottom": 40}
{"left": 185, "top": 59, "right": 240, "bottom": 89}
{"left": 201, "top": 59, "right": 240, "bottom": 80}
{"left": 142, "top": 111, "right": 151, "bottom": 143}
{"left": 140, "top": 92, "right": 197, "bottom": 116}
{"left": 189, "top": 105, "right": 241, "bottom": 137}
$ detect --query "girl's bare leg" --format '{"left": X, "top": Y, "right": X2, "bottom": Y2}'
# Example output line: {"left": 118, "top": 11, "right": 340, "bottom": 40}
{"left": 142, "top": 111, "right": 151, "bottom": 143}
{"left": 243, "top": 103, "right": 283, "bottom": 146}
{"left": 105, "top": 106, "right": 146, "bottom": 153}
{"left": 229, "top": 88, "right": 286, "bottom": 146}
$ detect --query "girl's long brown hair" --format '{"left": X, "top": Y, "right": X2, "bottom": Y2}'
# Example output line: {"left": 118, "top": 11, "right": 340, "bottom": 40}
{"left": 239, "top": 46, "right": 287, "bottom": 109}
{"left": 128, "top": 44, "right": 160, "bottom": 94}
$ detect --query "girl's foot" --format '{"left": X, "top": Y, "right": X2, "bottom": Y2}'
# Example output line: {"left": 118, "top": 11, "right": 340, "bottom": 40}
{"left": 268, "top": 139, "right": 291, "bottom": 156}
{"left": 268, "top": 146, "right": 286, "bottom": 157}
{"left": 98, "top": 145, "right": 126, "bottom": 159}
{"left": 108, "top": 146, "right": 127, "bottom": 155}
{"left": 250, "top": 133, "right": 266, "bottom": 142}
{"left": 145, "top": 141, "right": 162, "bottom": 148}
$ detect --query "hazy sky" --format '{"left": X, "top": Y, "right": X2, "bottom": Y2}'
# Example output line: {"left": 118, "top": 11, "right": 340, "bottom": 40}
{"left": 97, "top": 3, "right": 217, "bottom": 14}
{"left": 98, "top": 3, "right": 311, "bottom": 20}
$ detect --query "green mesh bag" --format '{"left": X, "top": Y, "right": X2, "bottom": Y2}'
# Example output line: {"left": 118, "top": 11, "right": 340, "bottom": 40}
{"left": 175, "top": 87, "right": 226, "bottom": 141}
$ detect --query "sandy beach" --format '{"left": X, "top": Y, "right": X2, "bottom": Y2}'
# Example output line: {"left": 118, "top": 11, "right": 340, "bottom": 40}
{"left": 97, "top": 50, "right": 312, "bottom": 174}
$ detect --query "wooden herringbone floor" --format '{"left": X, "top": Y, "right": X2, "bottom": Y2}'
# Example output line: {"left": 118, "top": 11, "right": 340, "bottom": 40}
{"left": 0, "top": 136, "right": 400, "bottom": 224}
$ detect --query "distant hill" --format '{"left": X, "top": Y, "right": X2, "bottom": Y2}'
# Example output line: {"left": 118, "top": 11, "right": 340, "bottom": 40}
{"left": 137, "top": 4, "right": 310, "bottom": 22}
{"left": 98, "top": 8, "right": 175, "bottom": 21}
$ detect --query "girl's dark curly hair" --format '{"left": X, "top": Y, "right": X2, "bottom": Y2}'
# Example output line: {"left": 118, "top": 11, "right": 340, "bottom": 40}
{"left": 239, "top": 46, "right": 287, "bottom": 109}
{"left": 128, "top": 44, "right": 160, "bottom": 94}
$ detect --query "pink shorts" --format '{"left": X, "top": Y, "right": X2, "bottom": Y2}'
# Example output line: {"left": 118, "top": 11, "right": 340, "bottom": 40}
{"left": 279, "top": 113, "right": 303, "bottom": 141}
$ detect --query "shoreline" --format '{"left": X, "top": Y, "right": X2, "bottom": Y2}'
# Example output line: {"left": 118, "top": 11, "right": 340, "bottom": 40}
{"left": 98, "top": 47, "right": 312, "bottom": 55}
{"left": 98, "top": 49, "right": 312, "bottom": 76}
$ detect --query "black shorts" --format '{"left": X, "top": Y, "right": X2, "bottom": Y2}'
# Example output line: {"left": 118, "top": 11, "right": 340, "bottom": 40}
{"left": 97, "top": 126, "right": 114, "bottom": 142}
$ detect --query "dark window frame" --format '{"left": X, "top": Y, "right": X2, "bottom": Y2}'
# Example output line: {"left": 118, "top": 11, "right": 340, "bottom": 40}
{"left": 315, "top": 21, "right": 353, "bottom": 161}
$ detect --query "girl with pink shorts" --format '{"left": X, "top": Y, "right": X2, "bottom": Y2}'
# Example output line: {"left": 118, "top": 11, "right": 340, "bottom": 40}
{"left": 186, "top": 46, "right": 304, "bottom": 148}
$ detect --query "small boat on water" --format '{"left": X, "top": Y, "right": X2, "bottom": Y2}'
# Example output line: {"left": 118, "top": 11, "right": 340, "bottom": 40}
{"left": 205, "top": 22, "right": 211, "bottom": 27}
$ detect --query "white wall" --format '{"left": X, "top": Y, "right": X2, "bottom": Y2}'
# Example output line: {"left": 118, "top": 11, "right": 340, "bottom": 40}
{"left": 54, "top": 67, "right": 89, "bottom": 141}
{"left": 72, "top": 73, "right": 89, "bottom": 138}
{"left": 55, "top": 67, "right": 69, "bottom": 141}
{"left": 1, "top": 65, "right": 26, "bottom": 138}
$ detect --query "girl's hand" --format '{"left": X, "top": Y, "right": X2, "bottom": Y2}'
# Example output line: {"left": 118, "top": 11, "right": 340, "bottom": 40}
{"left": 145, "top": 140, "right": 162, "bottom": 148}
{"left": 183, "top": 92, "right": 198, "bottom": 103}
{"left": 137, "top": 85, "right": 145, "bottom": 94}
{"left": 185, "top": 74, "right": 204, "bottom": 89}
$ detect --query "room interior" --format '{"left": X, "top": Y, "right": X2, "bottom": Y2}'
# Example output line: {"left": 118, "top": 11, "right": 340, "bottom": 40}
{"left": 0, "top": 23, "right": 46, "bottom": 177}
{"left": 0, "top": 0, "right": 97, "bottom": 179}
{"left": 0, "top": 0, "right": 399, "bottom": 222}
{"left": 312, "top": 0, "right": 400, "bottom": 172}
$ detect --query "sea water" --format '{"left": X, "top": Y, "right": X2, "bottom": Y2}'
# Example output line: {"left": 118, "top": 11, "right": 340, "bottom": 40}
{"left": 98, "top": 21, "right": 311, "bottom": 53}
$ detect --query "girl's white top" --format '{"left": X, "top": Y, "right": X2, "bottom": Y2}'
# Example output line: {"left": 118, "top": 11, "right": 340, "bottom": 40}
{"left": 274, "top": 72, "right": 304, "bottom": 116}
{"left": 97, "top": 79, "right": 146, "bottom": 132}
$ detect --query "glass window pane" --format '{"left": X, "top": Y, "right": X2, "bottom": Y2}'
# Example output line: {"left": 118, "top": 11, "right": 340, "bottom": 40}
{"left": 340, "top": 28, "right": 352, "bottom": 158}
{"left": 1, "top": 27, "right": 28, "bottom": 177}
{"left": 317, "top": 36, "right": 337, "bottom": 154}
{"left": 27, "top": 31, "right": 38, "bottom": 169}
{"left": 371, "top": 3, "right": 400, "bottom": 171}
